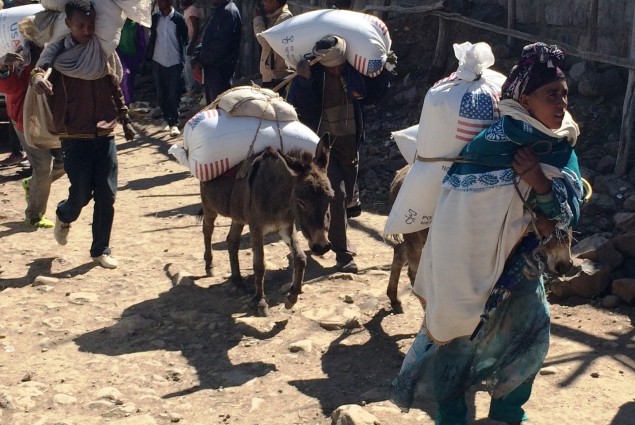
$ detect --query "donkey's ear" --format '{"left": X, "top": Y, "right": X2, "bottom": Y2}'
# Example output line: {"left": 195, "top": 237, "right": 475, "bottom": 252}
{"left": 314, "top": 134, "right": 330, "bottom": 170}
{"left": 278, "top": 150, "right": 307, "bottom": 177}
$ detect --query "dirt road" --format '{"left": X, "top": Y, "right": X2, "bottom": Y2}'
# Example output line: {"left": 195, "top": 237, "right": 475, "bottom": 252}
{"left": 0, "top": 123, "right": 633, "bottom": 425}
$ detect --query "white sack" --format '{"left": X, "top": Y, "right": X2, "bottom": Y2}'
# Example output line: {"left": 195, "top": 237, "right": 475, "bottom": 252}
{"left": 25, "top": 0, "right": 150, "bottom": 56}
{"left": 258, "top": 9, "right": 391, "bottom": 77}
{"left": 384, "top": 42, "right": 505, "bottom": 235}
{"left": 391, "top": 124, "right": 418, "bottom": 164}
{"left": 41, "top": 0, "right": 150, "bottom": 25}
{"left": 170, "top": 109, "right": 320, "bottom": 182}
{"left": 0, "top": 4, "right": 44, "bottom": 56}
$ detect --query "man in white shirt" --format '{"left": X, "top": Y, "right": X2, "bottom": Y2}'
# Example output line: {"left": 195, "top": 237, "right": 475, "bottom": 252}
{"left": 146, "top": 0, "right": 188, "bottom": 137}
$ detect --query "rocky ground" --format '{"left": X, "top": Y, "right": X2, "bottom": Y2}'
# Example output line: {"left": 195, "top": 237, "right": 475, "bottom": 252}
{"left": 1, "top": 4, "right": 634, "bottom": 425}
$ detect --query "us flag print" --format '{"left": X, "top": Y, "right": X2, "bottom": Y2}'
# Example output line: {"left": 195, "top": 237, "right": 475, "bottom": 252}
{"left": 456, "top": 92, "right": 497, "bottom": 142}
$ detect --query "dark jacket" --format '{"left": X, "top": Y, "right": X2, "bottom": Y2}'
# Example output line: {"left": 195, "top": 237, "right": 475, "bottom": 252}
{"left": 287, "top": 63, "right": 390, "bottom": 148}
{"left": 199, "top": 0, "right": 242, "bottom": 75}
{"left": 46, "top": 70, "right": 126, "bottom": 139}
{"left": 146, "top": 9, "right": 189, "bottom": 63}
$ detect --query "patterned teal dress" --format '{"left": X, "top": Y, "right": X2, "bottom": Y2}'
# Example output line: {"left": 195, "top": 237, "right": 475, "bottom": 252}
{"left": 389, "top": 115, "right": 584, "bottom": 424}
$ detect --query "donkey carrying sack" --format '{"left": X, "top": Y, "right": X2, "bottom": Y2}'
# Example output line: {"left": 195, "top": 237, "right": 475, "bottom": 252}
{"left": 383, "top": 42, "right": 506, "bottom": 236}
{"left": 169, "top": 87, "right": 319, "bottom": 182}
{"left": 257, "top": 9, "right": 392, "bottom": 77}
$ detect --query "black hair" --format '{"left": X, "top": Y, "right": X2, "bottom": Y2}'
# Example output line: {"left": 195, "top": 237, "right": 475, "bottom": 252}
{"left": 314, "top": 36, "right": 338, "bottom": 51}
{"left": 65, "top": 0, "right": 95, "bottom": 20}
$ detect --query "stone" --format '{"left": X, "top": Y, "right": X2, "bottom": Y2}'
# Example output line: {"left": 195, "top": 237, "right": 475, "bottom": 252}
{"left": 614, "top": 212, "right": 635, "bottom": 233}
{"left": 612, "top": 278, "right": 635, "bottom": 304}
{"left": 580, "top": 193, "right": 617, "bottom": 215}
{"left": 572, "top": 234, "right": 623, "bottom": 270}
{"left": 595, "top": 155, "right": 616, "bottom": 174}
{"left": 602, "top": 294, "right": 622, "bottom": 308}
{"left": 289, "top": 339, "right": 313, "bottom": 353}
{"left": 68, "top": 292, "right": 98, "bottom": 304}
{"left": 539, "top": 366, "right": 559, "bottom": 375}
{"left": 551, "top": 258, "right": 611, "bottom": 299}
{"left": 612, "top": 232, "right": 635, "bottom": 257}
{"left": 32, "top": 276, "right": 59, "bottom": 287}
{"left": 108, "top": 414, "right": 156, "bottom": 425}
{"left": 53, "top": 393, "right": 77, "bottom": 405}
{"left": 593, "top": 175, "right": 632, "bottom": 197}
{"left": 94, "top": 386, "right": 123, "bottom": 404}
{"left": 624, "top": 194, "right": 635, "bottom": 211}
{"left": 331, "top": 404, "right": 381, "bottom": 425}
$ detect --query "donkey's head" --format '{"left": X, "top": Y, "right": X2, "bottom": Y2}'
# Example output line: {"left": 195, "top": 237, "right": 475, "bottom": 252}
{"left": 534, "top": 213, "right": 573, "bottom": 275}
{"left": 279, "top": 135, "right": 334, "bottom": 255}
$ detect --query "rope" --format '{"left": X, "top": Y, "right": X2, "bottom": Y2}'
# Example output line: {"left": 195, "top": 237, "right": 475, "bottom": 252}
{"left": 271, "top": 57, "right": 321, "bottom": 94}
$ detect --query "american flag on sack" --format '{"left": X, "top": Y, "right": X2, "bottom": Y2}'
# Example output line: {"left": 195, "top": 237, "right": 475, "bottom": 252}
{"left": 363, "top": 14, "right": 389, "bottom": 36}
{"left": 188, "top": 108, "right": 221, "bottom": 131}
{"left": 455, "top": 92, "right": 497, "bottom": 142}
{"left": 433, "top": 72, "right": 458, "bottom": 88}
{"left": 195, "top": 157, "right": 230, "bottom": 181}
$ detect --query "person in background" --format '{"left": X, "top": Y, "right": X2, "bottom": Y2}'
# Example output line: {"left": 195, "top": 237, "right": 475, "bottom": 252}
{"left": 389, "top": 43, "right": 584, "bottom": 425}
{"left": 180, "top": 0, "right": 201, "bottom": 96}
{"left": 0, "top": 43, "right": 64, "bottom": 228}
{"left": 0, "top": 0, "right": 39, "bottom": 167}
{"left": 287, "top": 36, "right": 389, "bottom": 274}
{"left": 116, "top": 18, "right": 147, "bottom": 107}
{"left": 146, "top": 0, "right": 188, "bottom": 137}
{"left": 324, "top": 0, "right": 361, "bottom": 218}
{"left": 31, "top": 0, "right": 135, "bottom": 269}
{"left": 326, "top": 0, "right": 352, "bottom": 8}
{"left": 252, "top": 0, "right": 292, "bottom": 89}
{"left": 199, "top": 0, "right": 241, "bottom": 104}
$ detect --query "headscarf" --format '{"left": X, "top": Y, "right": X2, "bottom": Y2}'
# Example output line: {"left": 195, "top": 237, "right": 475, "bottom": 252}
{"left": 501, "top": 42, "right": 565, "bottom": 101}
{"left": 312, "top": 35, "right": 347, "bottom": 67}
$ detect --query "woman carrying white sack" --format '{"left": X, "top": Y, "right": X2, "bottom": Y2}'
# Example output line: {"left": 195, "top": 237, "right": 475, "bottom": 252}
{"left": 389, "top": 42, "right": 584, "bottom": 425}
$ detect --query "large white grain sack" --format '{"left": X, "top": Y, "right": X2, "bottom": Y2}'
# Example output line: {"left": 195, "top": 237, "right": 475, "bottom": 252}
{"left": 213, "top": 85, "right": 298, "bottom": 122}
{"left": 384, "top": 42, "right": 506, "bottom": 235}
{"left": 170, "top": 109, "right": 319, "bottom": 181}
{"left": 258, "top": 9, "right": 391, "bottom": 77}
{"left": 0, "top": 4, "right": 44, "bottom": 56}
{"left": 25, "top": 0, "right": 150, "bottom": 56}
{"left": 391, "top": 124, "right": 418, "bottom": 164}
{"left": 41, "top": 0, "right": 150, "bottom": 25}
{"left": 112, "top": 0, "right": 151, "bottom": 28}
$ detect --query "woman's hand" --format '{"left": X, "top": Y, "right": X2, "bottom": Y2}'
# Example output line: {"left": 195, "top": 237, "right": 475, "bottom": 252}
{"left": 512, "top": 146, "right": 552, "bottom": 194}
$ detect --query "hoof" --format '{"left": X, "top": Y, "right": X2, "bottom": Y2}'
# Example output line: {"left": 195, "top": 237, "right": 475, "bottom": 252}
{"left": 285, "top": 293, "right": 299, "bottom": 309}
{"left": 250, "top": 297, "right": 270, "bottom": 316}
{"left": 390, "top": 301, "right": 404, "bottom": 315}
{"left": 205, "top": 267, "right": 214, "bottom": 277}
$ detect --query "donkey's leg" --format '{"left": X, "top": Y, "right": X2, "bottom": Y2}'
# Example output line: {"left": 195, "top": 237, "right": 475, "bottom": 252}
{"left": 202, "top": 209, "right": 218, "bottom": 276}
{"left": 227, "top": 221, "right": 245, "bottom": 286}
{"left": 387, "top": 241, "right": 408, "bottom": 314}
{"left": 249, "top": 226, "right": 269, "bottom": 316}
{"left": 279, "top": 225, "right": 307, "bottom": 309}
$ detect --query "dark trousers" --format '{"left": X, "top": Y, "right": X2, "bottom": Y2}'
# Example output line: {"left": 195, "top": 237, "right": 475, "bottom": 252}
{"left": 57, "top": 137, "right": 118, "bottom": 258}
{"left": 203, "top": 66, "right": 232, "bottom": 105}
{"left": 327, "top": 153, "right": 358, "bottom": 264}
{"left": 152, "top": 61, "right": 183, "bottom": 126}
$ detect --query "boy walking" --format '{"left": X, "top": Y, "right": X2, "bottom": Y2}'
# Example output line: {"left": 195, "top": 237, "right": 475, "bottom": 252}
{"left": 31, "top": 0, "right": 135, "bottom": 269}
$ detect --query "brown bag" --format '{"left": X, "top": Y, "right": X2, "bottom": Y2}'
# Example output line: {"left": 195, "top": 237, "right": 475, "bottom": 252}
{"left": 212, "top": 85, "right": 298, "bottom": 122}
